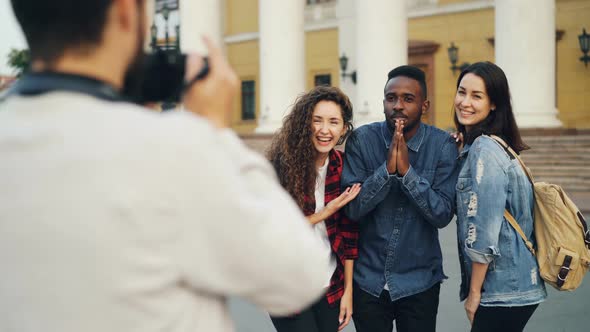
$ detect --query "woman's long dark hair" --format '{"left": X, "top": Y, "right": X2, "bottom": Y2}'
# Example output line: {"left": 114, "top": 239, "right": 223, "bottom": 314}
{"left": 266, "top": 86, "right": 353, "bottom": 210}
{"left": 454, "top": 61, "right": 529, "bottom": 153}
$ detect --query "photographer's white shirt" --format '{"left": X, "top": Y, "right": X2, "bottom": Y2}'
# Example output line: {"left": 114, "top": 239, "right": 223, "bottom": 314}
{"left": 0, "top": 92, "right": 330, "bottom": 332}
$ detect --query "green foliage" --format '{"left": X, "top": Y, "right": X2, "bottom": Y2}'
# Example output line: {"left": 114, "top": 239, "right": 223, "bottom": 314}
{"left": 7, "top": 48, "right": 30, "bottom": 77}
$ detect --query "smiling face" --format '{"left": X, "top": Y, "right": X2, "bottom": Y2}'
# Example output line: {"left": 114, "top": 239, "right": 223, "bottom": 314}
{"left": 383, "top": 76, "right": 429, "bottom": 139}
{"left": 454, "top": 73, "right": 495, "bottom": 132}
{"left": 311, "top": 100, "right": 346, "bottom": 163}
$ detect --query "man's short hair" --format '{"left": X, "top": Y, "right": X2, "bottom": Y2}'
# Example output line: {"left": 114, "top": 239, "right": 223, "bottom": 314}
{"left": 385, "top": 65, "right": 428, "bottom": 100}
{"left": 11, "top": 0, "right": 114, "bottom": 64}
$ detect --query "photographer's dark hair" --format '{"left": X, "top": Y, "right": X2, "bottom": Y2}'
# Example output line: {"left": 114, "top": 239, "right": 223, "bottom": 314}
{"left": 11, "top": 0, "right": 114, "bottom": 64}
{"left": 454, "top": 61, "right": 529, "bottom": 153}
{"left": 385, "top": 65, "right": 428, "bottom": 101}
{"left": 267, "top": 86, "right": 354, "bottom": 210}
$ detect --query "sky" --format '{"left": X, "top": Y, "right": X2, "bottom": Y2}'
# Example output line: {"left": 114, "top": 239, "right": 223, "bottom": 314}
{"left": 0, "top": 0, "right": 27, "bottom": 76}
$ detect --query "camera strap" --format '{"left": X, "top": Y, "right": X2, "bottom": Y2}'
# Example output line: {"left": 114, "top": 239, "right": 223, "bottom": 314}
{"left": 0, "top": 71, "right": 125, "bottom": 103}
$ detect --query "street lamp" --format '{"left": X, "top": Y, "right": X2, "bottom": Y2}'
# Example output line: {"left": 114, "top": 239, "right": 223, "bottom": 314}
{"left": 339, "top": 53, "right": 357, "bottom": 84}
{"left": 148, "top": 3, "right": 182, "bottom": 109}
{"left": 150, "top": 23, "right": 157, "bottom": 50}
{"left": 162, "top": 4, "right": 170, "bottom": 49}
{"left": 175, "top": 25, "right": 181, "bottom": 50}
{"left": 448, "top": 42, "right": 470, "bottom": 75}
{"left": 579, "top": 28, "right": 590, "bottom": 67}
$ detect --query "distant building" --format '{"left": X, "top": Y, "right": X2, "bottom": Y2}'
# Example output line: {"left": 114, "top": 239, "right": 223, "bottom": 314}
{"left": 158, "top": 0, "right": 590, "bottom": 133}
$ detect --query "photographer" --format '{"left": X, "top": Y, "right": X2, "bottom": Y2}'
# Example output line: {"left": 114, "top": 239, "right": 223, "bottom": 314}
{"left": 0, "top": 1, "right": 331, "bottom": 332}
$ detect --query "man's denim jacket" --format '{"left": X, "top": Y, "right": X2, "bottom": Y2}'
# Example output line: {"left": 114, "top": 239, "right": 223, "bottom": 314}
{"left": 456, "top": 135, "right": 547, "bottom": 306}
{"left": 342, "top": 122, "right": 459, "bottom": 301}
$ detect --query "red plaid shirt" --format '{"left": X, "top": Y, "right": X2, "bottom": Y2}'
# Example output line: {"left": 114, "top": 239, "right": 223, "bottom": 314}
{"left": 304, "top": 149, "right": 359, "bottom": 305}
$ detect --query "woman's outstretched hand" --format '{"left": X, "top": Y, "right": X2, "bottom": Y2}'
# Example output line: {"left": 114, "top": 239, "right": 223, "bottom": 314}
{"left": 307, "top": 183, "right": 361, "bottom": 225}
{"left": 326, "top": 183, "right": 362, "bottom": 213}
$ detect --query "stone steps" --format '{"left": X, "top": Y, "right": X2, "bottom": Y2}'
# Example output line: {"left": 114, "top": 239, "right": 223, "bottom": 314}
{"left": 523, "top": 154, "right": 590, "bottom": 162}
{"left": 529, "top": 166, "right": 590, "bottom": 178}
{"left": 240, "top": 133, "right": 590, "bottom": 192}
{"left": 521, "top": 134, "right": 590, "bottom": 192}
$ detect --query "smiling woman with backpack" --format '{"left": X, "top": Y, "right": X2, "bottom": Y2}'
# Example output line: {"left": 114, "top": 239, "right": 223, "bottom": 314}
{"left": 452, "top": 61, "right": 547, "bottom": 332}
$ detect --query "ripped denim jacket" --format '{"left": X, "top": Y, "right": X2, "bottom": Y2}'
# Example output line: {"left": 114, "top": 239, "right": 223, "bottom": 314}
{"left": 456, "top": 135, "right": 547, "bottom": 306}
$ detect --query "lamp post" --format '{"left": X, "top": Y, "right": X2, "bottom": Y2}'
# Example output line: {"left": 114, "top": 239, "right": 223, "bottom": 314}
{"left": 448, "top": 42, "right": 470, "bottom": 75}
{"left": 162, "top": 4, "right": 170, "bottom": 49}
{"left": 175, "top": 25, "right": 181, "bottom": 50}
{"left": 149, "top": 3, "right": 182, "bottom": 110}
{"left": 150, "top": 23, "right": 157, "bottom": 50}
{"left": 579, "top": 28, "right": 590, "bottom": 67}
{"left": 339, "top": 53, "right": 357, "bottom": 84}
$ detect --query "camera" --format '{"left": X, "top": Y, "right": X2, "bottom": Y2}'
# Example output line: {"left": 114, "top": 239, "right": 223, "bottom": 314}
{"left": 123, "top": 51, "right": 209, "bottom": 104}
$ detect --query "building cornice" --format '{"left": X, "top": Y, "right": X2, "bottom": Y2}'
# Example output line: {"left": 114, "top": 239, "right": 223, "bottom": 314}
{"left": 224, "top": 1, "right": 495, "bottom": 44}
{"left": 304, "top": 19, "right": 338, "bottom": 32}
{"left": 224, "top": 32, "right": 259, "bottom": 44}
{"left": 224, "top": 20, "right": 338, "bottom": 44}
{"left": 408, "top": 0, "right": 494, "bottom": 18}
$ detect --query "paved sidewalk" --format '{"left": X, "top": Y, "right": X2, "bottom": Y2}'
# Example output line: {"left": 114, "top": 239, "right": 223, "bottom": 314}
{"left": 229, "top": 218, "right": 590, "bottom": 332}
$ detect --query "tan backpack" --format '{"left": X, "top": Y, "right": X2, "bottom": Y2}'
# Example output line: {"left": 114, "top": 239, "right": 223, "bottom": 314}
{"left": 490, "top": 135, "right": 590, "bottom": 291}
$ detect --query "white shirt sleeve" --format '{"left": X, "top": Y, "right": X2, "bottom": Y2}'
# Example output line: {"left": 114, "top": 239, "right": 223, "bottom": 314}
{"left": 164, "top": 121, "right": 330, "bottom": 316}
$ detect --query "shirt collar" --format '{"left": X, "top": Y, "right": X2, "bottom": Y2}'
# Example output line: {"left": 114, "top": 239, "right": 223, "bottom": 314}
{"left": 380, "top": 121, "right": 426, "bottom": 152}
{"left": 458, "top": 143, "right": 472, "bottom": 159}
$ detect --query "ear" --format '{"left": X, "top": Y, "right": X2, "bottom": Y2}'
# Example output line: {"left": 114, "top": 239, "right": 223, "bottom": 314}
{"left": 340, "top": 124, "right": 349, "bottom": 137}
{"left": 422, "top": 99, "right": 430, "bottom": 114}
{"left": 114, "top": 0, "right": 138, "bottom": 31}
{"left": 337, "top": 125, "right": 349, "bottom": 145}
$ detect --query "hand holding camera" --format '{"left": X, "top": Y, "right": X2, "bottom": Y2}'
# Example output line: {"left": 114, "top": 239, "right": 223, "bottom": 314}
{"left": 183, "top": 37, "right": 239, "bottom": 129}
{"left": 126, "top": 37, "right": 237, "bottom": 129}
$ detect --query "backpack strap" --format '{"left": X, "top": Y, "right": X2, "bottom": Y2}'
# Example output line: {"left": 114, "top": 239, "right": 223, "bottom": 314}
{"left": 489, "top": 135, "right": 535, "bottom": 184}
{"left": 503, "top": 210, "right": 536, "bottom": 256}
{"left": 577, "top": 211, "right": 590, "bottom": 250}
{"left": 556, "top": 255, "right": 573, "bottom": 288}
{"left": 490, "top": 135, "right": 537, "bottom": 256}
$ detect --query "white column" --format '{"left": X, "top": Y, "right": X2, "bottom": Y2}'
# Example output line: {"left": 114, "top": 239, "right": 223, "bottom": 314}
{"left": 256, "top": 0, "right": 305, "bottom": 133}
{"left": 144, "top": 0, "right": 155, "bottom": 51}
{"left": 337, "top": 0, "right": 357, "bottom": 108}
{"left": 495, "top": 0, "right": 561, "bottom": 128}
{"left": 179, "top": 0, "right": 223, "bottom": 54}
{"left": 355, "top": 0, "right": 407, "bottom": 126}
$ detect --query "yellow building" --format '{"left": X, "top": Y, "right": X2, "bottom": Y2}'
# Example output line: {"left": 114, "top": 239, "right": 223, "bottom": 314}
{"left": 220, "top": 0, "right": 590, "bottom": 134}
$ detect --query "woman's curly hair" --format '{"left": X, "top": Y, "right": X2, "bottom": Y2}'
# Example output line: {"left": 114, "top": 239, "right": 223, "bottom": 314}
{"left": 267, "top": 86, "right": 354, "bottom": 210}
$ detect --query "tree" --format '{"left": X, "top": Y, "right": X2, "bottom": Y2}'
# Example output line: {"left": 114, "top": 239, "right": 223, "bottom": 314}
{"left": 7, "top": 48, "right": 30, "bottom": 77}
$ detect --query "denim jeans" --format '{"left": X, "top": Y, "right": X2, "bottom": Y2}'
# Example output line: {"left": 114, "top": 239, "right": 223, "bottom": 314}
{"left": 352, "top": 282, "right": 440, "bottom": 332}
{"left": 270, "top": 296, "right": 340, "bottom": 332}
{"left": 471, "top": 304, "right": 538, "bottom": 332}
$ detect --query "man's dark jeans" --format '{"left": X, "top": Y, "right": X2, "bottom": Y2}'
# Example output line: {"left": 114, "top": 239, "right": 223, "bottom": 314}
{"left": 352, "top": 282, "right": 440, "bottom": 332}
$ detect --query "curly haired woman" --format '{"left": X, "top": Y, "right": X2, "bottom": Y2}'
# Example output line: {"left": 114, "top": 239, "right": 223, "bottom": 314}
{"left": 267, "top": 86, "right": 361, "bottom": 332}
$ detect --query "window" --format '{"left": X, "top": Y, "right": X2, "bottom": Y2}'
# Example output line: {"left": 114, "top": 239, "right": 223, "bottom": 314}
{"left": 241, "top": 80, "right": 256, "bottom": 121}
{"left": 314, "top": 74, "right": 332, "bottom": 87}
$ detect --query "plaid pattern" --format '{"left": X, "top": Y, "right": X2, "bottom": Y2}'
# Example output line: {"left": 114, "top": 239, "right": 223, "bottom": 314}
{"left": 304, "top": 149, "right": 359, "bottom": 306}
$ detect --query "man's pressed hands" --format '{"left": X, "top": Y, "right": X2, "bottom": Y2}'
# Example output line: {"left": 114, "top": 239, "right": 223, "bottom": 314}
{"left": 386, "top": 119, "right": 410, "bottom": 176}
